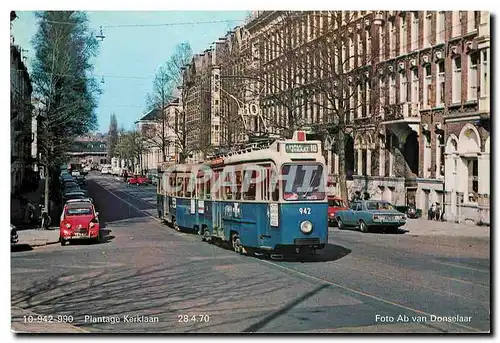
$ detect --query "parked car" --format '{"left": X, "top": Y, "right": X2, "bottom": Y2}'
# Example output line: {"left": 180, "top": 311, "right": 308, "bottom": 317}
{"left": 11, "top": 224, "right": 19, "bottom": 245}
{"left": 335, "top": 200, "right": 407, "bottom": 233}
{"left": 66, "top": 198, "right": 93, "bottom": 205}
{"left": 63, "top": 182, "right": 81, "bottom": 193}
{"left": 83, "top": 165, "right": 91, "bottom": 173}
{"left": 127, "top": 175, "right": 150, "bottom": 185}
{"left": 63, "top": 193, "right": 93, "bottom": 205}
{"left": 101, "top": 166, "right": 111, "bottom": 174}
{"left": 60, "top": 202, "right": 100, "bottom": 245}
{"left": 327, "top": 196, "right": 348, "bottom": 225}
{"left": 75, "top": 175, "right": 86, "bottom": 187}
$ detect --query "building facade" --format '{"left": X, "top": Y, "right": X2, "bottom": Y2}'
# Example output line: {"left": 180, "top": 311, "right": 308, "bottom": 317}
{"left": 10, "top": 29, "right": 33, "bottom": 194}
{"left": 181, "top": 11, "right": 490, "bottom": 224}
{"left": 181, "top": 49, "right": 222, "bottom": 162}
{"left": 135, "top": 99, "right": 180, "bottom": 172}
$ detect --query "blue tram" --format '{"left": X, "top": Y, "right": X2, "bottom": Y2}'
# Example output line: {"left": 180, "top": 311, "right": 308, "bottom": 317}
{"left": 156, "top": 131, "right": 328, "bottom": 257}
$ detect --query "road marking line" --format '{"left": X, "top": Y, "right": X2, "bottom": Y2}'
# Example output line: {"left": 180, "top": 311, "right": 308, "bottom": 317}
{"left": 91, "top": 176, "right": 485, "bottom": 333}
{"left": 93, "top": 180, "right": 186, "bottom": 237}
{"left": 334, "top": 263, "right": 488, "bottom": 304}
{"left": 260, "top": 260, "right": 482, "bottom": 333}
{"left": 443, "top": 276, "right": 490, "bottom": 288}
{"left": 431, "top": 260, "right": 489, "bottom": 273}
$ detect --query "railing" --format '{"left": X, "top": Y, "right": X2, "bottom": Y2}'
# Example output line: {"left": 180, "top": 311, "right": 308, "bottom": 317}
{"left": 383, "top": 103, "right": 420, "bottom": 121}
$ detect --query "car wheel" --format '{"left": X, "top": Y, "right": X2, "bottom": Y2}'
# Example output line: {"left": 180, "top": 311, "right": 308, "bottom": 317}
{"left": 359, "top": 220, "right": 369, "bottom": 233}
{"left": 337, "top": 217, "right": 344, "bottom": 229}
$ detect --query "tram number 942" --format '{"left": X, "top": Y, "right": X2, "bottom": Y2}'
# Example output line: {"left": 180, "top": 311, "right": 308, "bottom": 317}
{"left": 299, "top": 207, "right": 311, "bottom": 214}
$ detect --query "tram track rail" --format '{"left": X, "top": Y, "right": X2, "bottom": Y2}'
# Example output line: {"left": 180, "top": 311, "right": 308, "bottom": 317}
{"left": 89, "top": 175, "right": 488, "bottom": 333}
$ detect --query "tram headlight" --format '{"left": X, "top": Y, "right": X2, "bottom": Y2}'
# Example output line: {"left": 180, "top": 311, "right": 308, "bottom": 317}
{"left": 300, "top": 220, "right": 313, "bottom": 234}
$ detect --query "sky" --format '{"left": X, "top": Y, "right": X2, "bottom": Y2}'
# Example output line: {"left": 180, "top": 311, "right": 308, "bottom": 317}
{"left": 10, "top": 11, "right": 249, "bottom": 133}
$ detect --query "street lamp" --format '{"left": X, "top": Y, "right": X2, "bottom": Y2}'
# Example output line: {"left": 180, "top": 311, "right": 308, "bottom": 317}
{"left": 96, "top": 26, "right": 106, "bottom": 42}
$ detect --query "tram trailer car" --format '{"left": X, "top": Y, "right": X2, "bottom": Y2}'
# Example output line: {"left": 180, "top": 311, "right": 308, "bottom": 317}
{"left": 157, "top": 131, "right": 328, "bottom": 257}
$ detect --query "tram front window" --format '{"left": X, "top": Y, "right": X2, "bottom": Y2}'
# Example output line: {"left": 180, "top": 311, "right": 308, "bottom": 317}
{"left": 282, "top": 164, "right": 325, "bottom": 201}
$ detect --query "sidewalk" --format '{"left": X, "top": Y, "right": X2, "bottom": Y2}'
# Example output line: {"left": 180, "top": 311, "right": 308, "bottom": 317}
{"left": 404, "top": 218, "right": 490, "bottom": 238}
{"left": 10, "top": 179, "right": 45, "bottom": 228}
{"left": 14, "top": 229, "right": 60, "bottom": 248}
{"left": 11, "top": 178, "right": 60, "bottom": 230}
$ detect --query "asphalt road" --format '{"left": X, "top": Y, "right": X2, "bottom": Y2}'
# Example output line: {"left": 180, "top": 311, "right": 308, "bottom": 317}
{"left": 11, "top": 173, "right": 491, "bottom": 333}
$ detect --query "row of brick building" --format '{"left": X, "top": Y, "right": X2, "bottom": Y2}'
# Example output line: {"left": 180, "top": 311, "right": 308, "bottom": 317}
{"left": 10, "top": 12, "right": 40, "bottom": 195}
{"left": 140, "top": 11, "right": 490, "bottom": 224}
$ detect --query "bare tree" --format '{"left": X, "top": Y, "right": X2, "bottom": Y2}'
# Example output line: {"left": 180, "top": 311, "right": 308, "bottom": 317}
{"left": 145, "top": 42, "right": 192, "bottom": 163}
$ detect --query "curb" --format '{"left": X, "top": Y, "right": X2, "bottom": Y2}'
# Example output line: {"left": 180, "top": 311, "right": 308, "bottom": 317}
{"left": 31, "top": 239, "right": 60, "bottom": 248}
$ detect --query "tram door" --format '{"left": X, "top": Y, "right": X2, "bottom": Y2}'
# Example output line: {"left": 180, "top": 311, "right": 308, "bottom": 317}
{"left": 211, "top": 170, "right": 224, "bottom": 238}
{"left": 259, "top": 165, "right": 276, "bottom": 248}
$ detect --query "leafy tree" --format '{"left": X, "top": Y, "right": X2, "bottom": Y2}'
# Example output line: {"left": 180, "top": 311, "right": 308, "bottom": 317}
{"left": 31, "top": 11, "right": 100, "bottom": 212}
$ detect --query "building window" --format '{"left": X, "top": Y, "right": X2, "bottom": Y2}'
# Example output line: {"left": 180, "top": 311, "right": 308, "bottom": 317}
{"left": 467, "top": 158, "right": 478, "bottom": 202}
{"left": 389, "top": 74, "right": 396, "bottom": 104}
{"left": 467, "top": 11, "right": 476, "bottom": 32}
{"left": 387, "top": 20, "right": 395, "bottom": 59}
{"left": 468, "top": 52, "right": 478, "bottom": 101}
{"left": 400, "top": 14, "right": 407, "bottom": 54}
{"left": 423, "top": 64, "right": 432, "bottom": 108}
{"left": 365, "top": 28, "right": 371, "bottom": 64}
{"left": 423, "top": 133, "right": 431, "bottom": 178}
{"left": 214, "top": 99, "right": 219, "bottom": 105}
{"left": 437, "top": 11, "right": 445, "bottom": 43}
{"left": 349, "top": 36, "right": 354, "bottom": 70}
{"left": 400, "top": 72, "right": 408, "bottom": 103}
{"left": 379, "top": 77, "right": 385, "bottom": 114}
{"left": 480, "top": 50, "right": 489, "bottom": 98}
{"left": 452, "top": 11, "right": 460, "bottom": 37}
{"left": 357, "top": 32, "right": 362, "bottom": 66}
{"left": 424, "top": 11, "right": 432, "bottom": 48}
{"left": 436, "top": 61, "right": 445, "bottom": 106}
{"left": 357, "top": 83, "right": 363, "bottom": 118}
{"left": 452, "top": 57, "right": 462, "bottom": 104}
{"left": 411, "top": 68, "right": 419, "bottom": 104}
{"left": 411, "top": 12, "right": 419, "bottom": 51}
{"left": 349, "top": 85, "right": 355, "bottom": 121}
{"left": 436, "top": 133, "right": 445, "bottom": 178}
{"left": 366, "top": 80, "right": 371, "bottom": 116}
{"left": 379, "top": 25, "right": 384, "bottom": 59}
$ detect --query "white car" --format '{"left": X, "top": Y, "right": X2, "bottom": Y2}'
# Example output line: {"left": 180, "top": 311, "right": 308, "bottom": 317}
{"left": 101, "top": 167, "right": 110, "bottom": 174}
{"left": 83, "top": 166, "right": 91, "bottom": 172}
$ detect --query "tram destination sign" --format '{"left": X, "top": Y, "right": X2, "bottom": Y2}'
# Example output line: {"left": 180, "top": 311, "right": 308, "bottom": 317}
{"left": 285, "top": 143, "right": 318, "bottom": 154}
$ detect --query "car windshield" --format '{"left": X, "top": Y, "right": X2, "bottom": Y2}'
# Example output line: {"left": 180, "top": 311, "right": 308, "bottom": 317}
{"left": 66, "top": 208, "right": 93, "bottom": 216}
{"left": 328, "top": 199, "right": 346, "bottom": 207}
{"left": 282, "top": 164, "right": 325, "bottom": 201}
{"left": 366, "top": 201, "right": 395, "bottom": 211}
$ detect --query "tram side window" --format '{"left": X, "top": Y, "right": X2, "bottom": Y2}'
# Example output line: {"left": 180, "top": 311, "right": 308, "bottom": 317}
{"left": 205, "top": 179, "right": 211, "bottom": 199}
{"left": 196, "top": 174, "right": 204, "bottom": 199}
{"left": 235, "top": 171, "right": 242, "bottom": 200}
{"left": 176, "top": 177, "right": 183, "bottom": 197}
{"left": 270, "top": 167, "right": 279, "bottom": 201}
{"left": 224, "top": 172, "right": 233, "bottom": 200}
{"left": 184, "top": 177, "right": 191, "bottom": 197}
{"left": 169, "top": 176, "right": 176, "bottom": 196}
{"left": 214, "top": 170, "right": 221, "bottom": 200}
{"left": 244, "top": 170, "right": 257, "bottom": 200}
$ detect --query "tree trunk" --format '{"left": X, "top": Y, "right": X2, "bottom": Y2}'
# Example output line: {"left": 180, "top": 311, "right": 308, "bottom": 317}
{"left": 44, "top": 170, "right": 50, "bottom": 213}
{"left": 337, "top": 129, "right": 348, "bottom": 203}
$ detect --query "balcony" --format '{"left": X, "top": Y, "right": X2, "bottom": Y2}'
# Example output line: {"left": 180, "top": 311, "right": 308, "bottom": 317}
{"left": 382, "top": 103, "right": 420, "bottom": 124}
